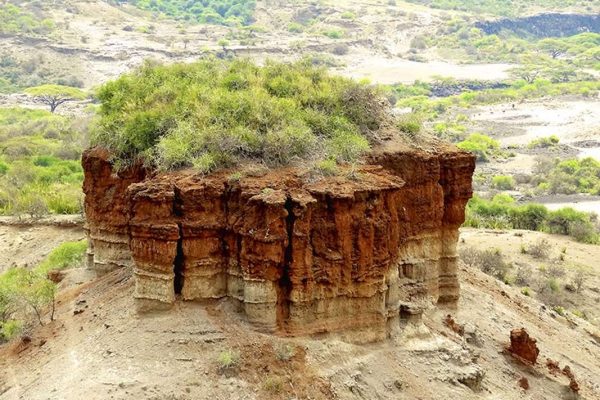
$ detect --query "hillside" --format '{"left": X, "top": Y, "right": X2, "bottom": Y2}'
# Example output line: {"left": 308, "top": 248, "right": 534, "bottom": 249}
{"left": 1, "top": 238, "right": 600, "bottom": 399}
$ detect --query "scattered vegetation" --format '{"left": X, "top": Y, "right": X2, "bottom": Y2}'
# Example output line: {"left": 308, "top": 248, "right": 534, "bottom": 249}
{"left": 92, "top": 58, "right": 393, "bottom": 173}
{"left": 464, "top": 194, "right": 599, "bottom": 244}
{"left": 532, "top": 157, "right": 600, "bottom": 195}
{"left": 395, "top": 80, "right": 600, "bottom": 119}
{"left": 0, "top": 4, "right": 54, "bottom": 36}
{"left": 0, "top": 108, "right": 87, "bottom": 216}
{"left": 528, "top": 135, "right": 559, "bottom": 149}
{"left": 0, "top": 240, "right": 87, "bottom": 342}
{"left": 457, "top": 133, "right": 503, "bottom": 162}
{"left": 113, "top": 0, "right": 256, "bottom": 26}
{"left": 0, "top": 53, "right": 84, "bottom": 94}
{"left": 491, "top": 175, "right": 516, "bottom": 190}
{"left": 405, "top": 0, "right": 596, "bottom": 16}
{"left": 430, "top": 17, "right": 600, "bottom": 69}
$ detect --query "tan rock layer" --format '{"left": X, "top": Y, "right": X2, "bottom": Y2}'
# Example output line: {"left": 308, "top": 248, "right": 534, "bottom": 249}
{"left": 82, "top": 145, "right": 475, "bottom": 339}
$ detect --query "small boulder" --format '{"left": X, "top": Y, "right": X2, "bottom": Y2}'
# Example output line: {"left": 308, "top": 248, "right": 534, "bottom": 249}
{"left": 518, "top": 377, "right": 529, "bottom": 390}
{"left": 508, "top": 328, "right": 539, "bottom": 364}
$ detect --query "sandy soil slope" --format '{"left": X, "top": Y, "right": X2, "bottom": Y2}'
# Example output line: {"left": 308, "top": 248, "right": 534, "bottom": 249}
{"left": 2, "top": 232, "right": 600, "bottom": 399}
{"left": 0, "top": 216, "right": 84, "bottom": 274}
{"left": 460, "top": 228, "right": 600, "bottom": 327}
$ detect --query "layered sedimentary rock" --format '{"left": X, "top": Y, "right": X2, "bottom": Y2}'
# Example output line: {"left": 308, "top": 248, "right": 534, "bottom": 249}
{"left": 82, "top": 142, "right": 475, "bottom": 339}
{"left": 82, "top": 148, "right": 145, "bottom": 272}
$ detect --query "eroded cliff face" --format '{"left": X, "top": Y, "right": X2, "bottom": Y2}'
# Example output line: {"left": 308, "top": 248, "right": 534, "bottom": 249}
{"left": 82, "top": 143, "right": 474, "bottom": 340}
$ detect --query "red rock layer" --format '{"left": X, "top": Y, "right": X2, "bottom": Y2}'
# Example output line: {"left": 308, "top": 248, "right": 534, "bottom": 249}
{"left": 82, "top": 144, "right": 475, "bottom": 339}
{"left": 82, "top": 148, "right": 145, "bottom": 272}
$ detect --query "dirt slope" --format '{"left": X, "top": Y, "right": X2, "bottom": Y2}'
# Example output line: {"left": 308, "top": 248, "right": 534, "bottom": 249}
{"left": 0, "top": 216, "right": 84, "bottom": 274}
{"left": 2, "top": 241, "right": 599, "bottom": 399}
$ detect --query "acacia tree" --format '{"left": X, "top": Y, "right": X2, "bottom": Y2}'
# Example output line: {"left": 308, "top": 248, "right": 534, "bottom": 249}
{"left": 538, "top": 39, "right": 570, "bottom": 59}
{"left": 24, "top": 84, "right": 86, "bottom": 113}
{"left": 510, "top": 65, "right": 541, "bottom": 83}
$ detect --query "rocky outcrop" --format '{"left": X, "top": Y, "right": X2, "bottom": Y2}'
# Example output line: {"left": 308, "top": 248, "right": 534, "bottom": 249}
{"left": 82, "top": 148, "right": 146, "bottom": 273}
{"left": 82, "top": 142, "right": 475, "bottom": 340}
{"left": 508, "top": 328, "right": 540, "bottom": 364}
{"left": 475, "top": 13, "right": 600, "bottom": 38}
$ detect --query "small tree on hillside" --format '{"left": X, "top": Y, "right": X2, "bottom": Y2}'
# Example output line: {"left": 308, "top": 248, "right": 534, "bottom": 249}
{"left": 538, "top": 39, "right": 569, "bottom": 59}
{"left": 511, "top": 65, "right": 541, "bottom": 83}
{"left": 25, "top": 84, "right": 86, "bottom": 113}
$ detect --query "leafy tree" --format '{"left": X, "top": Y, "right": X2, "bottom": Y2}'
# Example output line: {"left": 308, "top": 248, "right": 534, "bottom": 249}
{"left": 24, "top": 85, "right": 86, "bottom": 113}
{"left": 538, "top": 38, "right": 570, "bottom": 59}
{"left": 511, "top": 65, "right": 541, "bottom": 84}
{"left": 1, "top": 268, "right": 56, "bottom": 326}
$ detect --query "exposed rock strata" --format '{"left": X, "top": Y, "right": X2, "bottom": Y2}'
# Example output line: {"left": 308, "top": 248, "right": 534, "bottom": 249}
{"left": 82, "top": 143, "right": 475, "bottom": 339}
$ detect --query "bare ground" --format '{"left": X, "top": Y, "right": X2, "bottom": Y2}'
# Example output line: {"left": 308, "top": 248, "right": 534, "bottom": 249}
{"left": 0, "top": 216, "right": 84, "bottom": 274}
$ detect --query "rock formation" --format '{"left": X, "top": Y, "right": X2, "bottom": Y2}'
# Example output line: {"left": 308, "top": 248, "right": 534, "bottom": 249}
{"left": 82, "top": 141, "right": 475, "bottom": 340}
{"left": 508, "top": 328, "right": 540, "bottom": 364}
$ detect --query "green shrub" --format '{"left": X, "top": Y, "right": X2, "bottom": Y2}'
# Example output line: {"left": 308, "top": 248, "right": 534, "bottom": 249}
{"left": 217, "top": 350, "right": 239, "bottom": 370}
{"left": 36, "top": 240, "right": 87, "bottom": 275}
{"left": 92, "top": 59, "right": 394, "bottom": 173}
{"left": 509, "top": 203, "right": 548, "bottom": 231}
{"left": 491, "top": 175, "right": 515, "bottom": 190}
{"left": 457, "top": 133, "right": 500, "bottom": 162}
{"left": 552, "top": 305, "right": 565, "bottom": 316}
{"left": 287, "top": 22, "right": 304, "bottom": 33}
{"left": 0, "top": 267, "right": 56, "bottom": 329}
{"left": 463, "top": 195, "right": 599, "bottom": 243}
{"left": 528, "top": 135, "right": 559, "bottom": 149}
{"left": 323, "top": 29, "right": 344, "bottom": 39}
{"left": 397, "top": 114, "right": 422, "bottom": 138}
{"left": 546, "top": 207, "right": 599, "bottom": 243}
{"left": 0, "top": 319, "right": 22, "bottom": 341}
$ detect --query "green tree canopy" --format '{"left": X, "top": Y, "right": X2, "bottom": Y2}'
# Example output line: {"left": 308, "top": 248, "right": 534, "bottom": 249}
{"left": 25, "top": 85, "right": 87, "bottom": 113}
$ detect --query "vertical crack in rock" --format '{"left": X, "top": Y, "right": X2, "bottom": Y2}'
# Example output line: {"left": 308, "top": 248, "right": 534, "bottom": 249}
{"left": 173, "top": 186, "right": 184, "bottom": 296}
{"left": 173, "top": 223, "right": 184, "bottom": 295}
{"left": 277, "top": 195, "right": 295, "bottom": 329}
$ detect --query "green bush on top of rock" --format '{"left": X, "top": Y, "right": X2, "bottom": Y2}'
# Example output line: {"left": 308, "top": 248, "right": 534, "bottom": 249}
{"left": 92, "top": 58, "right": 394, "bottom": 173}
